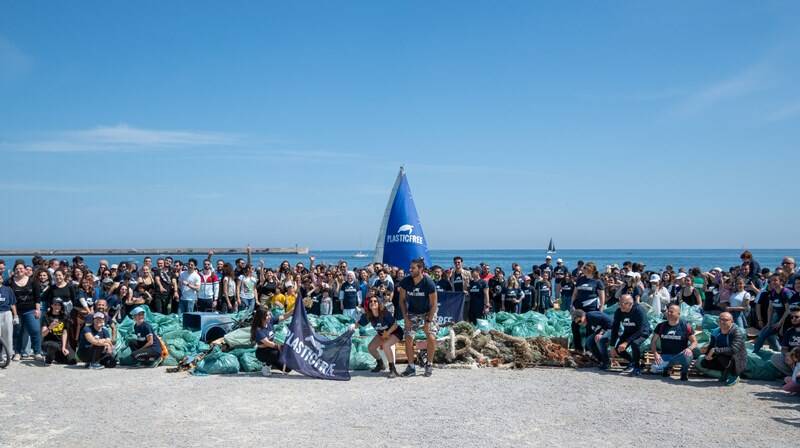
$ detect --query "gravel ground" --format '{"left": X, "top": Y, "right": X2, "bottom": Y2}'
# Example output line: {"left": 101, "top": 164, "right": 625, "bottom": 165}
{"left": 0, "top": 361, "right": 797, "bottom": 447}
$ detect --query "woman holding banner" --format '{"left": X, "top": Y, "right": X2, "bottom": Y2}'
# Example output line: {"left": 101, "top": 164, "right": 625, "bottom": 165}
{"left": 353, "top": 296, "right": 403, "bottom": 378}
{"left": 251, "top": 306, "right": 290, "bottom": 377}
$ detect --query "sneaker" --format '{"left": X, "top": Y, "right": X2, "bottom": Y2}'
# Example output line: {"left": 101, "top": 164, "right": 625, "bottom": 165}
{"left": 34, "top": 353, "right": 44, "bottom": 362}
{"left": 387, "top": 363, "right": 398, "bottom": 379}
{"left": 724, "top": 376, "right": 739, "bottom": 387}
{"left": 11, "top": 354, "right": 21, "bottom": 361}
{"left": 631, "top": 368, "right": 642, "bottom": 377}
{"left": 680, "top": 372, "right": 689, "bottom": 382}
{"left": 423, "top": 363, "right": 433, "bottom": 377}
{"left": 401, "top": 365, "right": 416, "bottom": 377}
{"left": 370, "top": 359, "right": 385, "bottom": 373}
{"left": 89, "top": 363, "right": 104, "bottom": 370}
{"left": 621, "top": 365, "right": 634, "bottom": 374}
{"left": 261, "top": 366, "right": 272, "bottom": 377}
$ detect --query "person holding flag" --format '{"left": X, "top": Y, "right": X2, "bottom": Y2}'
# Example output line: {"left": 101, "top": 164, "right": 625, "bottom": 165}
{"left": 398, "top": 258, "right": 438, "bottom": 377}
{"left": 251, "top": 306, "right": 290, "bottom": 377}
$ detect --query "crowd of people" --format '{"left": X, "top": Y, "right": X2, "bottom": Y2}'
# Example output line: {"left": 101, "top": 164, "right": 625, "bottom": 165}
{"left": 0, "top": 249, "right": 798, "bottom": 392}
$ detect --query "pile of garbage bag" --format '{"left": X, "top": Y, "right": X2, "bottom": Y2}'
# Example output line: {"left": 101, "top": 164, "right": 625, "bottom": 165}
{"left": 114, "top": 305, "right": 377, "bottom": 373}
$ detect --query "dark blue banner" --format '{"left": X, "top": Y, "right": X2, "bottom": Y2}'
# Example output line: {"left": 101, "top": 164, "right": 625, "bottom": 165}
{"left": 279, "top": 300, "right": 352, "bottom": 381}
{"left": 436, "top": 291, "right": 465, "bottom": 326}
{"left": 382, "top": 171, "right": 431, "bottom": 269}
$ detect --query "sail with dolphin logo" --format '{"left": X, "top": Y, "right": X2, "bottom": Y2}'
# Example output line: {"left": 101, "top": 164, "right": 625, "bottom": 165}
{"left": 373, "top": 167, "right": 431, "bottom": 269}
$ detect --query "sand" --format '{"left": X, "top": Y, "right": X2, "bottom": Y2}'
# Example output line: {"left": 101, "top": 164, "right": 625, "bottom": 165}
{"left": 0, "top": 362, "right": 797, "bottom": 447}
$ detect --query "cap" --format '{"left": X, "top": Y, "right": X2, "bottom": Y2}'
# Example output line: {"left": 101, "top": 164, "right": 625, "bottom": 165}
{"left": 649, "top": 274, "right": 661, "bottom": 283}
{"left": 556, "top": 258, "right": 563, "bottom": 263}
{"left": 111, "top": 264, "right": 119, "bottom": 269}
{"left": 52, "top": 297, "right": 64, "bottom": 305}
{"left": 545, "top": 255, "right": 552, "bottom": 260}
{"left": 92, "top": 312, "right": 106, "bottom": 320}
{"left": 711, "top": 267, "right": 723, "bottom": 273}
{"left": 625, "top": 271, "right": 637, "bottom": 278}
{"left": 675, "top": 272, "right": 688, "bottom": 280}
{"left": 130, "top": 306, "right": 145, "bottom": 316}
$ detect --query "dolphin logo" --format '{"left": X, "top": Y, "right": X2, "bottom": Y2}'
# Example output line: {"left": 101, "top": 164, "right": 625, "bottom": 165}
{"left": 397, "top": 224, "right": 414, "bottom": 234}
{"left": 304, "top": 334, "right": 324, "bottom": 358}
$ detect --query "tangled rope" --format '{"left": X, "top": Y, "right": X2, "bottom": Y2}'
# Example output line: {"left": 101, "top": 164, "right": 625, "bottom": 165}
{"left": 434, "top": 321, "right": 594, "bottom": 369}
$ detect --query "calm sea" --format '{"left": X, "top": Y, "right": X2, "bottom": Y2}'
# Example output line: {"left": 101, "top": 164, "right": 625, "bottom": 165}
{"left": 10, "top": 249, "right": 799, "bottom": 274}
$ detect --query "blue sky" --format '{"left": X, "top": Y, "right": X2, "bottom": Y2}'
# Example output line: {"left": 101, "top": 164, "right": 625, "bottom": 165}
{"left": 1, "top": 1, "right": 799, "bottom": 250}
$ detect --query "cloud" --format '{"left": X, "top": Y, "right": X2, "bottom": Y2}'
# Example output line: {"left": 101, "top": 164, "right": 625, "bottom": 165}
{"left": 766, "top": 100, "right": 800, "bottom": 123}
{"left": 0, "top": 36, "right": 32, "bottom": 80}
{"left": 673, "top": 63, "right": 773, "bottom": 116}
{"left": 2, "top": 124, "right": 240, "bottom": 152}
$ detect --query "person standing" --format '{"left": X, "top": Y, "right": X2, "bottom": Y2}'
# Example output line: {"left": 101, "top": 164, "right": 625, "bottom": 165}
{"left": 178, "top": 259, "right": 201, "bottom": 314}
{"left": 0, "top": 280, "right": 16, "bottom": 364}
{"left": 398, "top": 258, "right": 438, "bottom": 377}
{"left": 6, "top": 260, "right": 40, "bottom": 362}
{"left": 197, "top": 259, "right": 219, "bottom": 312}
{"left": 719, "top": 277, "right": 751, "bottom": 330}
{"left": 467, "top": 268, "right": 490, "bottom": 323}
{"left": 450, "top": 257, "right": 469, "bottom": 293}
{"left": 338, "top": 271, "right": 362, "bottom": 321}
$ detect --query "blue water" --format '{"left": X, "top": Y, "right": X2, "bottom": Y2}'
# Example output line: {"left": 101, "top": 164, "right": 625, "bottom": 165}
{"left": 13, "top": 249, "right": 799, "bottom": 274}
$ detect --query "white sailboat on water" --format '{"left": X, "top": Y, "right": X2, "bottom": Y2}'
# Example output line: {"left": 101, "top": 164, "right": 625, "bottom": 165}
{"left": 547, "top": 238, "right": 556, "bottom": 254}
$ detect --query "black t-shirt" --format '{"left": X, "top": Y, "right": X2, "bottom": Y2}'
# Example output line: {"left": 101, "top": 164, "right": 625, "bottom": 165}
{"left": 258, "top": 280, "right": 278, "bottom": 297}
{"left": 574, "top": 278, "right": 604, "bottom": 311}
{"left": 468, "top": 279, "right": 488, "bottom": 311}
{"left": 359, "top": 311, "right": 402, "bottom": 338}
{"left": 399, "top": 275, "right": 437, "bottom": 315}
{"left": 560, "top": 280, "right": 575, "bottom": 299}
{"left": 42, "top": 312, "right": 71, "bottom": 343}
{"left": 452, "top": 271, "right": 466, "bottom": 292}
{"left": 488, "top": 278, "right": 504, "bottom": 301}
{"left": 48, "top": 284, "right": 76, "bottom": 308}
{"left": 782, "top": 326, "right": 800, "bottom": 351}
{"left": 435, "top": 279, "right": 453, "bottom": 293}
{"left": 132, "top": 322, "right": 160, "bottom": 351}
{"left": 154, "top": 268, "right": 174, "bottom": 294}
{"left": 503, "top": 286, "right": 522, "bottom": 302}
{"left": 5, "top": 276, "right": 36, "bottom": 314}
{"left": 655, "top": 320, "right": 692, "bottom": 355}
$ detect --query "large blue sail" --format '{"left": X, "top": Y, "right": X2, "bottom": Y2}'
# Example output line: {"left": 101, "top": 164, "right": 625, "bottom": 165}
{"left": 373, "top": 167, "right": 431, "bottom": 269}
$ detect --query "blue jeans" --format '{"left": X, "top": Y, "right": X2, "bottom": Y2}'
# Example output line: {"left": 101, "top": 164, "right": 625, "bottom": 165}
{"left": 592, "top": 332, "right": 611, "bottom": 366}
{"left": 178, "top": 299, "right": 196, "bottom": 314}
{"left": 13, "top": 310, "right": 42, "bottom": 355}
{"left": 753, "top": 314, "right": 782, "bottom": 353}
{"left": 660, "top": 353, "right": 691, "bottom": 375}
{"left": 560, "top": 296, "right": 572, "bottom": 310}
{"left": 241, "top": 298, "right": 254, "bottom": 312}
{"left": 730, "top": 311, "right": 747, "bottom": 332}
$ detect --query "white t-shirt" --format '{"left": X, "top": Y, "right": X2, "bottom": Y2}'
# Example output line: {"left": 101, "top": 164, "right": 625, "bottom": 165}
{"left": 178, "top": 271, "right": 201, "bottom": 302}
{"left": 238, "top": 274, "right": 257, "bottom": 300}
{"left": 727, "top": 291, "right": 751, "bottom": 309}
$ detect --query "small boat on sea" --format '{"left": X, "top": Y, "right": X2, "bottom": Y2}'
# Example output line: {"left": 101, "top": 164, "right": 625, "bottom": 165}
{"left": 353, "top": 251, "right": 368, "bottom": 258}
{"left": 547, "top": 238, "right": 556, "bottom": 254}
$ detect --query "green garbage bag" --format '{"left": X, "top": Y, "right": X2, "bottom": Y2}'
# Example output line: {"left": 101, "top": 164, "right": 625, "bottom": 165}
{"left": 680, "top": 303, "right": 703, "bottom": 329}
{"left": 223, "top": 328, "right": 253, "bottom": 348}
{"left": 195, "top": 346, "right": 240, "bottom": 375}
{"left": 229, "top": 348, "right": 263, "bottom": 372}
{"left": 318, "top": 315, "right": 352, "bottom": 336}
{"left": 349, "top": 337, "right": 376, "bottom": 370}
{"left": 743, "top": 350, "right": 782, "bottom": 380}
{"left": 475, "top": 319, "right": 495, "bottom": 333}
{"left": 702, "top": 314, "right": 719, "bottom": 331}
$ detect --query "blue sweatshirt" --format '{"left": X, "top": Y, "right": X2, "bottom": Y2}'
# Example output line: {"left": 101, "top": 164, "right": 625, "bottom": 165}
{"left": 610, "top": 303, "right": 651, "bottom": 346}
